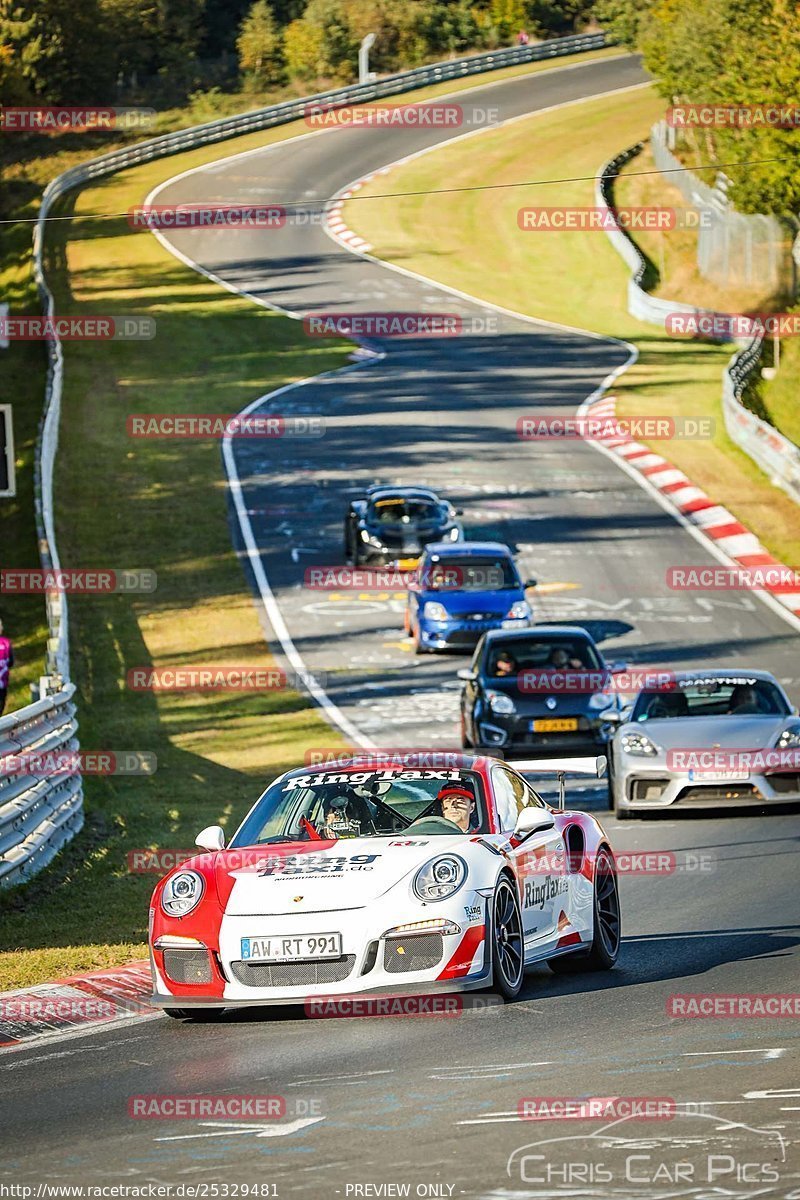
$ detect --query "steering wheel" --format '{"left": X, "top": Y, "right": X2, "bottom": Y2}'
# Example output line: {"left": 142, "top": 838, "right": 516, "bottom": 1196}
{"left": 407, "top": 815, "right": 464, "bottom": 834}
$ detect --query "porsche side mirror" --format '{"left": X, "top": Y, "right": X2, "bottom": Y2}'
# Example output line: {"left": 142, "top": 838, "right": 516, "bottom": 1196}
{"left": 196, "top": 824, "right": 226, "bottom": 852}
{"left": 514, "top": 807, "right": 555, "bottom": 839}
{"left": 457, "top": 668, "right": 476, "bottom": 682}
{"left": 600, "top": 708, "right": 623, "bottom": 724}
{"left": 455, "top": 508, "right": 464, "bottom": 516}
{"left": 525, "top": 578, "right": 538, "bottom": 588}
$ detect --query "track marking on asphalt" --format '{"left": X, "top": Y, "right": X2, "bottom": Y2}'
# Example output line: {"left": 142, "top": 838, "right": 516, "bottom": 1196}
{"left": 155, "top": 1116, "right": 325, "bottom": 1141}
{"left": 683, "top": 1049, "right": 786, "bottom": 1060}
{"left": 283, "top": 1069, "right": 395, "bottom": 1086}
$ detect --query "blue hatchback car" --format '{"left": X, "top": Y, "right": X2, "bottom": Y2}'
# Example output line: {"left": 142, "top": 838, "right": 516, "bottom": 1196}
{"left": 405, "top": 541, "right": 535, "bottom": 654}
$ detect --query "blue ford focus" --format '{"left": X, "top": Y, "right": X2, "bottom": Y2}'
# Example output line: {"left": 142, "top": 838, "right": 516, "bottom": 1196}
{"left": 405, "top": 541, "right": 535, "bottom": 654}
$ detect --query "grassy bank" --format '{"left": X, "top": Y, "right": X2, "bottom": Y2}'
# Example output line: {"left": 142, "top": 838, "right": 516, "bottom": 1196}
{"left": 345, "top": 85, "right": 800, "bottom": 568}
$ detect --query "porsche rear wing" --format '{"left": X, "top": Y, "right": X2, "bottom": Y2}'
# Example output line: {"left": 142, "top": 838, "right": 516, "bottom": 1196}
{"left": 506, "top": 754, "right": 607, "bottom": 809}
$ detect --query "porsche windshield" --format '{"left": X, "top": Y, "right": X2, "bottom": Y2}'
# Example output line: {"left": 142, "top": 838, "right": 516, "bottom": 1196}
{"left": 231, "top": 768, "right": 488, "bottom": 845}
{"left": 633, "top": 677, "right": 789, "bottom": 721}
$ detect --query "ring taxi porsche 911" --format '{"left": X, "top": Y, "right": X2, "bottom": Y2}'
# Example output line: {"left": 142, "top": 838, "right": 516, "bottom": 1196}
{"left": 608, "top": 669, "right": 800, "bottom": 817}
{"left": 149, "top": 755, "right": 620, "bottom": 1019}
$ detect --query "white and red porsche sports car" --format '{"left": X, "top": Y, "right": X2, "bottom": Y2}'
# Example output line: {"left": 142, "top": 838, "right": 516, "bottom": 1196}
{"left": 148, "top": 754, "right": 620, "bottom": 1018}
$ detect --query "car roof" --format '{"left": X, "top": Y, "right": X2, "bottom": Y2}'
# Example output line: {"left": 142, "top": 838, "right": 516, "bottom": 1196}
{"left": 481, "top": 625, "right": 596, "bottom": 645}
{"left": 366, "top": 485, "right": 440, "bottom": 502}
{"left": 283, "top": 754, "right": 492, "bottom": 780}
{"left": 424, "top": 540, "right": 512, "bottom": 557}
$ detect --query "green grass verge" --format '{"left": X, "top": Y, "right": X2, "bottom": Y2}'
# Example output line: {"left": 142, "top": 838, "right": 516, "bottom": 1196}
{"left": 347, "top": 84, "right": 800, "bottom": 569}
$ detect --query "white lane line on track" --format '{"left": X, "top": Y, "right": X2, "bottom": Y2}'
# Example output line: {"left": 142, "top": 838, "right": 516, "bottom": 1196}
{"left": 156, "top": 1116, "right": 325, "bottom": 1141}
{"left": 143, "top": 73, "right": 648, "bottom": 742}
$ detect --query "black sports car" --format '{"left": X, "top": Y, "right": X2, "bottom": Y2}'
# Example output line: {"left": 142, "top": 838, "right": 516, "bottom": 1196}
{"left": 459, "top": 626, "right": 624, "bottom": 759}
{"left": 344, "top": 485, "right": 463, "bottom": 567}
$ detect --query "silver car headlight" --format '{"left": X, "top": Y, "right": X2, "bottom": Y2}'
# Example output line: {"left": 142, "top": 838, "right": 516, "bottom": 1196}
{"left": 620, "top": 730, "right": 659, "bottom": 757}
{"left": 413, "top": 855, "right": 467, "bottom": 901}
{"left": 486, "top": 688, "right": 515, "bottom": 715}
{"left": 776, "top": 727, "right": 800, "bottom": 749}
{"left": 161, "top": 870, "right": 205, "bottom": 917}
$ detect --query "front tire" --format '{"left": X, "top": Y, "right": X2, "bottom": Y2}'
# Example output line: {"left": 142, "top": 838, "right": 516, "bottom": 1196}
{"left": 490, "top": 876, "right": 524, "bottom": 999}
{"left": 548, "top": 846, "right": 620, "bottom": 973}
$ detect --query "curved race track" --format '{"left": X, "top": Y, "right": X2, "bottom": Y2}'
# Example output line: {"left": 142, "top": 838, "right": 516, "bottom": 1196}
{"left": 2, "top": 52, "right": 799, "bottom": 1198}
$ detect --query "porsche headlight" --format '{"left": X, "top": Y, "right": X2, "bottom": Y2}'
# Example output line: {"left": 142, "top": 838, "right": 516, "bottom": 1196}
{"left": 620, "top": 731, "right": 658, "bottom": 757}
{"left": 449, "top": 527, "right": 461, "bottom": 540}
{"left": 487, "top": 688, "right": 515, "bottom": 715}
{"left": 161, "top": 870, "right": 204, "bottom": 917}
{"left": 360, "top": 529, "right": 383, "bottom": 548}
{"left": 413, "top": 855, "right": 467, "bottom": 901}
{"left": 423, "top": 600, "right": 449, "bottom": 622}
{"left": 776, "top": 727, "right": 800, "bottom": 749}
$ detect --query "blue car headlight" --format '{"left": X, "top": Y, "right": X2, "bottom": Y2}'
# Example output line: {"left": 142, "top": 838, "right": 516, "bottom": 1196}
{"left": 776, "top": 726, "right": 800, "bottom": 749}
{"left": 506, "top": 601, "right": 530, "bottom": 620}
{"left": 413, "top": 855, "right": 467, "bottom": 901}
{"left": 423, "top": 600, "right": 449, "bottom": 622}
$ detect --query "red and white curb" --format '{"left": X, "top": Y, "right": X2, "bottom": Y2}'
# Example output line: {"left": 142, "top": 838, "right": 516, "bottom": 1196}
{"left": 585, "top": 395, "right": 800, "bottom": 620}
{"left": 326, "top": 168, "right": 394, "bottom": 252}
{"left": 0, "top": 960, "right": 153, "bottom": 1047}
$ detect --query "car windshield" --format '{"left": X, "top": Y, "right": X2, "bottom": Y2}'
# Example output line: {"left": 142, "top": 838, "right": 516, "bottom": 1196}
{"left": 485, "top": 636, "right": 601, "bottom": 676}
{"left": 632, "top": 677, "right": 789, "bottom": 720}
{"left": 369, "top": 497, "right": 442, "bottom": 526}
{"left": 230, "top": 767, "right": 488, "bottom": 845}
{"left": 425, "top": 556, "right": 516, "bottom": 592}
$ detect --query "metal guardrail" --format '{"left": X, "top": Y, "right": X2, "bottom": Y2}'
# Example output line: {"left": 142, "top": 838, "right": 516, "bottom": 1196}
{"left": 0, "top": 685, "right": 82, "bottom": 889}
{"left": 598, "top": 144, "right": 800, "bottom": 507}
{"left": 723, "top": 336, "right": 800, "bottom": 505}
{"left": 3, "top": 30, "right": 608, "bottom": 888}
{"left": 595, "top": 145, "right": 719, "bottom": 331}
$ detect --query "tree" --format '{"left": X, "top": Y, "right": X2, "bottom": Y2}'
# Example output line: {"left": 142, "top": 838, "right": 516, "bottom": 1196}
{"left": 592, "top": 0, "right": 653, "bottom": 47}
{"left": 0, "top": 0, "right": 115, "bottom": 103}
{"left": 237, "top": 0, "right": 284, "bottom": 85}
{"left": 283, "top": 0, "right": 355, "bottom": 83}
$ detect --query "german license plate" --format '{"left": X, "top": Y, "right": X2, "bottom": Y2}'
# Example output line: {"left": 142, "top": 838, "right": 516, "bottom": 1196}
{"left": 532, "top": 718, "right": 579, "bottom": 733}
{"left": 241, "top": 933, "right": 342, "bottom": 962}
{"left": 688, "top": 769, "right": 750, "bottom": 782}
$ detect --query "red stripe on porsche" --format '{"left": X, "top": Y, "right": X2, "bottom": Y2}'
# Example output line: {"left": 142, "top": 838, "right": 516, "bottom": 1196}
{"left": 437, "top": 924, "right": 485, "bottom": 980}
{"left": 556, "top": 931, "right": 582, "bottom": 948}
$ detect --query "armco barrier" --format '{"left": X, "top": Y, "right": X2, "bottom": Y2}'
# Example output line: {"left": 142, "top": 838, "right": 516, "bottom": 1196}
{"left": 3, "top": 31, "right": 608, "bottom": 887}
{"left": 0, "top": 685, "right": 82, "bottom": 889}
{"left": 723, "top": 335, "right": 800, "bottom": 505}
{"left": 598, "top": 144, "right": 800, "bottom": 507}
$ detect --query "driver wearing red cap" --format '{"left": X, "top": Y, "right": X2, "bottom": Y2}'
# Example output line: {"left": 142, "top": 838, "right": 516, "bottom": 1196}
{"left": 436, "top": 782, "right": 476, "bottom": 833}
